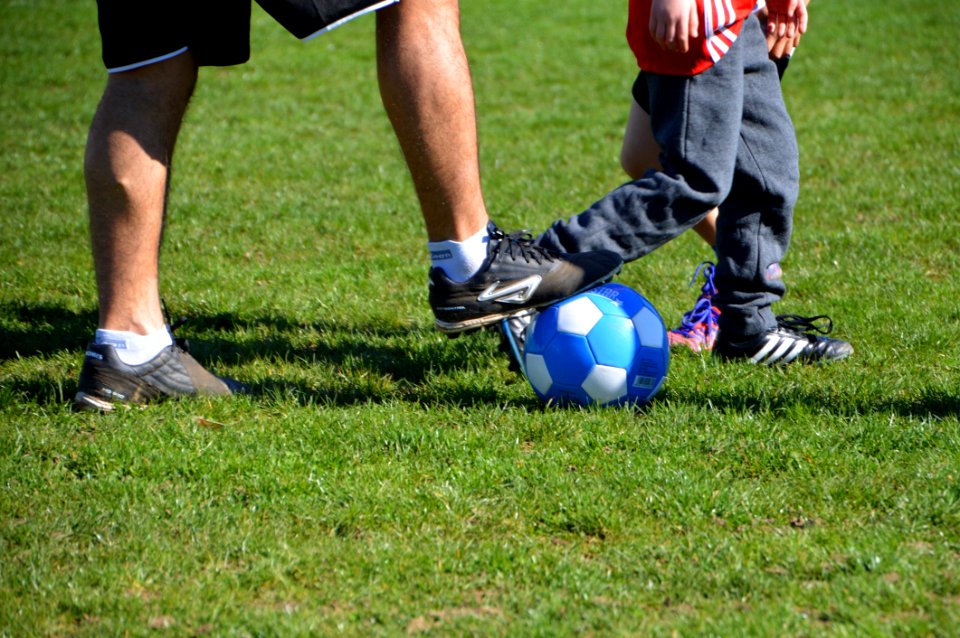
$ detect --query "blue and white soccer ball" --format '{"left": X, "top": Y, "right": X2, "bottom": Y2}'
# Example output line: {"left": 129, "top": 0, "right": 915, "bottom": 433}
{"left": 522, "top": 283, "right": 669, "bottom": 407}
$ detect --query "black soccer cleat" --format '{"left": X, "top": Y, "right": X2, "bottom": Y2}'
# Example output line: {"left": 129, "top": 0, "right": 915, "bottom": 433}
{"left": 73, "top": 341, "right": 246, "bottom": 411}
{"left": 429, "top": 223, "right": 623, "bottom": 334}
{"left": 713, "top": 314, "right": 853, "bottom": 365}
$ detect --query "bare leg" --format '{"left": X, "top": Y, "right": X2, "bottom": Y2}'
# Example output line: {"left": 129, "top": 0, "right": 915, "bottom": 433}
{"left": 621, "top": 98, "right": 717, "bottom": 247}
{"left": 84, "top": 53, "right": 198, "bottom": 334}
{"left": 620, "top": 99, "right": 662, "bottom": 179}
{"left": 375, "top": 0, "right": 488, "bottom": 242}
{"left": 692, "top": 208, "right": 718, "bottom": 246}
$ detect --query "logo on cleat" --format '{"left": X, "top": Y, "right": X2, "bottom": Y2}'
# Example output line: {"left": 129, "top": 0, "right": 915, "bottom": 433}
{"left": 102, "top": 387, "right": 127, "bottom": 400}
{"left": 751, "top": 333, "right": 809, "bottom": 364}
{"left": 477, "top": 275, "right": 543, "bottom": 304}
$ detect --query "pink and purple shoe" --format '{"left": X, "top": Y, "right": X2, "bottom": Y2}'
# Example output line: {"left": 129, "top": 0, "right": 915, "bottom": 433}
{"left": 668, "top": 261, "right": 720, "bottom": 352}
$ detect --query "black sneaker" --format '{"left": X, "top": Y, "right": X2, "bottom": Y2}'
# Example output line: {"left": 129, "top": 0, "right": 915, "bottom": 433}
{"left": 713, "top": 314, "right": 853, "bottom": 365}
{"left": 73, "top": 341, "right": 246, "bottom": 411}
{"left": 429, "top": 223, "right": 623, "bottom": 333}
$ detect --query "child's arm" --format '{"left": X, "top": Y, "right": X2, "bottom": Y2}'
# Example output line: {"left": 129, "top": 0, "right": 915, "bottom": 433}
{"left": 649, "top": 0, "right": 699, "bottom": 53}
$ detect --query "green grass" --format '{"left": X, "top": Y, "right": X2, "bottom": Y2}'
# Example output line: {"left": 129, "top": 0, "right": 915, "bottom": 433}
{"left": 1, "top": 0, "right": 959, "bottom": 635}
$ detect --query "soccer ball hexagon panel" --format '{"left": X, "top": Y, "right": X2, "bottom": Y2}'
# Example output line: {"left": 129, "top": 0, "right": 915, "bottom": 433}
{"left": 522, "top": 283, "right": 669, "bottom": 407}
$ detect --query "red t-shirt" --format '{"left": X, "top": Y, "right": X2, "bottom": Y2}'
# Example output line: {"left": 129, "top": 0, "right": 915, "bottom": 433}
{"left": 627, "top": 0, "right": 761, "bottom": 76}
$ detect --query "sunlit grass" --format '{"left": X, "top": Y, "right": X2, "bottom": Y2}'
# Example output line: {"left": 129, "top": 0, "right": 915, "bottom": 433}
{"left": 1, "top": 0, "right": 958, "bottom": 635}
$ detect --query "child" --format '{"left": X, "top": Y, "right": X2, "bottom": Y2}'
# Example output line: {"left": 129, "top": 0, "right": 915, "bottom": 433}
{"left": 620, "top": 1, "right": 810, "bottom": 353}
{"left": 533, "top": 0, "right": 851, "bottom": 365}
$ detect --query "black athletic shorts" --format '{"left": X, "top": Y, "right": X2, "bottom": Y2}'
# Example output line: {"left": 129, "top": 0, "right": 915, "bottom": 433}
{"left": 631, "top": 54, "right": 791, "bottom": 113}
{"left": 97, "top": 0, "right": 397, "bottom": 73}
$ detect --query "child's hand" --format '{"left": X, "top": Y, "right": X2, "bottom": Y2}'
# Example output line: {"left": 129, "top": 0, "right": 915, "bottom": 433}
{"left": 765, "top": 0, "right": 808, "bottom": 41}
{"left": 649, "top": 0, "right": 699, "bottom": 53}
{"left": 766, "top": 30, "right": 803, "bottom": 59}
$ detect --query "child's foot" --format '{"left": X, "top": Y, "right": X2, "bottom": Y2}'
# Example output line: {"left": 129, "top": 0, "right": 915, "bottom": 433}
{"left": 713, "top": 314, "right": 853, "bottom": 365}
{"left": 668, "top": 261, "right": 720, "bottom": 352}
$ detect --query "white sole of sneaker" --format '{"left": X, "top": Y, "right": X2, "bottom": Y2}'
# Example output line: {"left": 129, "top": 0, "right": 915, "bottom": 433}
{"left": 434, "top": 311, "right": 520, "bottom": 334}
{"left": 73, "top": 391, "right": 117, "bottom": 412}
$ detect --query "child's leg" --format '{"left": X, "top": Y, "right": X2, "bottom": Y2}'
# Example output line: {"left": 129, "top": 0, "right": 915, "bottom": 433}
{"left": 622, "top": 93, "right": 720, "bottom": 352}
{"left": 620, "top": 98, "right": 661, "bottom": 178}
{"left": 621, "top": 95, "right": 718, "bottom": 248}
{"left": 537, "top": 15, "right": 789, "bottom": 340}
{"left": 713, "top": 15, "right": 798, "bottom": 339}
{"left": 537, "top": 44, "right": 756, "bottom": 262}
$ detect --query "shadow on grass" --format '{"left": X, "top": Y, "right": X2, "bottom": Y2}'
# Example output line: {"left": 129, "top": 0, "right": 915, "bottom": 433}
{"left": 1, "top": 300, "right": 531, "bottom": 409}
{"left": 1, "top": 301, "right": 465, "bottom": 371}
{"left": 667, "top": 384, "right": 960, "bottom": 420}
{"left": 4, "top": 301, "right": 957, "bottom": 418}
{"left": 0, "top": 302, "right": 96, "bottom": 360}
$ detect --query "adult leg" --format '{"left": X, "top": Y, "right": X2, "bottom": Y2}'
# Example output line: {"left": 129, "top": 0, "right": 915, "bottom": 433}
{"left": 375, "top": 0, "right": 487, "bottom": 242}
{"left": 85, "top": 52, "right": 198, "bottom": 335}
{"left": 376, "top": 0, "right": 622, "bottom": 335}
{"left": 77, "top": 51, "right": 244, "bottom": 410}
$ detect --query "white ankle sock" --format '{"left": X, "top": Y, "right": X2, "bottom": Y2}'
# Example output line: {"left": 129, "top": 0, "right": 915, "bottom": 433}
{"left": 427, "top": 226, "right": 490, "bottom": 283}
{"left": 95, "top": 327, "right": 173, "bottom": 365}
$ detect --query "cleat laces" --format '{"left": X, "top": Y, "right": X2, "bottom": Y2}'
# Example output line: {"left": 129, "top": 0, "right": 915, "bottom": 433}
{"left": 688, "top": 261, "right": 718, "bottom": 297}
{"left": 775, "top": 314, "right": 835, "bottom": 337}
{"left": 489, "top": 227, "right": 557, "bottom": 266}
{"left": 162, "top": 298, "right": 191, "bottom": 352}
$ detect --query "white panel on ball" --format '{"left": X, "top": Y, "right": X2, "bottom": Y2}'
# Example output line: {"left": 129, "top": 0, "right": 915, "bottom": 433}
{"left": 581, "top": 365, "right": 628, "bottom": 404}
{"left": 556, "top": 297, "right": 603, "bottom": 336}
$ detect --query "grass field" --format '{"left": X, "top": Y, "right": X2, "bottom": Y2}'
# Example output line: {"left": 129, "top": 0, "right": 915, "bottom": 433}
{"left": 2, "top": 0, "right": 959, "bottom": 635}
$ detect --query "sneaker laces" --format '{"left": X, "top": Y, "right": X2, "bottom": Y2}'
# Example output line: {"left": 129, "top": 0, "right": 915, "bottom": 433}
{"left": 488, "top": 226, "right": 557, "bottom": 266}
{"left": 687, "top": 261, "right": 718, "bottom": 298}
{"left": 671, "top": 261, "right": 720, "bottom": 338}
{"left": 161, "top": 298, "right": 191, "bottom": 352}
{"left": 776, "top": 314, "right": 834, "bottom": 336}
{"left": 672, "top": 297, "right": 719, "bottom": 338}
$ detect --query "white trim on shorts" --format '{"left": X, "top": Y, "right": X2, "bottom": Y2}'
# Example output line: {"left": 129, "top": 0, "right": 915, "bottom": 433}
{"left": 300, "top": 0, "right": 400, "bottom": 42}
{"left": 106, "top": 46, "right": 190, "bottom": 74}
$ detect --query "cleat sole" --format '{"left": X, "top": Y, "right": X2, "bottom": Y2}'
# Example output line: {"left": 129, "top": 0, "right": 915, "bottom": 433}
{"left": 73, "top": 391, "right": 118, "bottom": 413}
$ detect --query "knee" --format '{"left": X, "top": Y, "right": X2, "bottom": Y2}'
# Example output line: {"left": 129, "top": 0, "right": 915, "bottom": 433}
{"left": 85, "top": 64, "right": 195, "bottom": 187}
{"left": 764, "top": 166, "right": 799, "bottom": 212}
{"left": 379, "top": 0, "right": 460, "bottom": 36}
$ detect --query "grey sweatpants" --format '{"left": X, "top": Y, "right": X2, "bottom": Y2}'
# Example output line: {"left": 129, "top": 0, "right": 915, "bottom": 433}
{"left": 537, "top": 15, "right": 798, "bottom": 339}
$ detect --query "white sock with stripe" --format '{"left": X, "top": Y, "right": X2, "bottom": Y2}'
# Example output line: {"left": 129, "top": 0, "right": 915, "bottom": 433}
{"left": 427, "top": 226, "right": 490, "bottom": 283}
{"left": 95, "top": 327, "right": 173, "bottom": 365}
